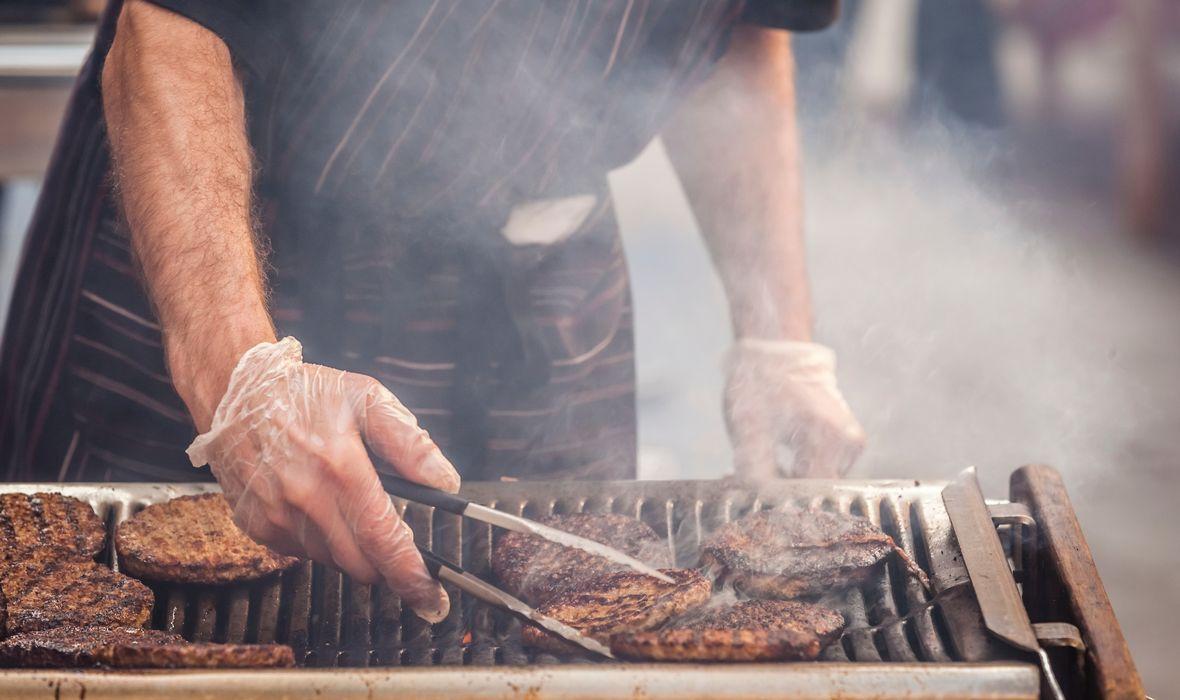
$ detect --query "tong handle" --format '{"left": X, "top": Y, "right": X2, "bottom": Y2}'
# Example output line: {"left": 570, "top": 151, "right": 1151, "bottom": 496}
{"left": 417, "top": 545, "right": 463, "bottom": 578}
{"left": 379, "top": 473, "right": 468, "bottom": 515}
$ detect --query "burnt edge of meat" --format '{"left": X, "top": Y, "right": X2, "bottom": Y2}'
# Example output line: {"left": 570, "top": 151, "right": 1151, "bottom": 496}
{"left": 521, "top": 568, "right": 712, "bottom": 655}
{"left": 1, "top": 558, "right": 154, "bottom": 636}
{"left": 699, "top": 508, "right": 930, "bottom": 598}
{"left": 611, "top": 599, "right": 846, "bottom": 662}
{"left": 0, "top": 492, "right": 105, "bottom": 568}
{"left": 492, "top": 513, "right": 672, "bottom": 606}
{"left": 0, "top": 626, "right": 295, "bottom": 669}
{"left": 115, "top": 493, "right": 300, "bottom": 584}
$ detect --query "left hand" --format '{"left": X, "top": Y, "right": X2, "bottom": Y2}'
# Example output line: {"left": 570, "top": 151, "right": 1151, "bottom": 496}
{"left": 724, "top": 339, "right": 866, "bottom": 479}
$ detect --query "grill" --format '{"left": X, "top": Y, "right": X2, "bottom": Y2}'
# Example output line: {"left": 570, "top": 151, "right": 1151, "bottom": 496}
{"left": 0, "top": 465, "right": 1142, "bottom": 699}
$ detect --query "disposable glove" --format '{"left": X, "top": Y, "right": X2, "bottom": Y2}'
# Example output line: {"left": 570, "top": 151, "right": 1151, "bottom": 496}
{"left": 725, "top": 339, "right": 866, "bottom": 479}
{"left": 187, "top": 337, "right": 459, "bottom": 622}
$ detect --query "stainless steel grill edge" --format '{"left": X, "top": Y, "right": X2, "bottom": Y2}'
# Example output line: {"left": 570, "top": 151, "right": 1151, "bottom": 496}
{"left": 0, "top": 474, "right": 1111, "bottom": 699}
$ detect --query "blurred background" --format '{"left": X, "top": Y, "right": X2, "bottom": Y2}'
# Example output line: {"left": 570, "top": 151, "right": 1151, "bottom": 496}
{"left": 1, "top": 0, "right": 1177, "bottom": 692}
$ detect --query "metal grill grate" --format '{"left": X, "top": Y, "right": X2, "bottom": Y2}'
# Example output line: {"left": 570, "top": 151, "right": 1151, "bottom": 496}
{"left": 1, "top": 480, "right": 1018, "bottom": 668}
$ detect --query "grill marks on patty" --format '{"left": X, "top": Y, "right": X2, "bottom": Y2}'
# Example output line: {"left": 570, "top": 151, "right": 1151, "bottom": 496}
{"left": 0, "top": 493, "right": 105, "bottom": 567}
{"left": 1, "top": 559, "right": 154, "bottom": 636}
{"left": 115, "top": 493, "right": 299, "bottom": 584}
{"left": 0, "top": 492, "right": 154, "bottom": 638}
{"left": 699, "top": 508, "right": 930, "bottom": 599}
{"left": 611, "top": 599, "right": 846, "bottom": 662}
{"left": 522, "top": 568, "right": 712, "bottom": 654}
{"left": 492, "top": 513, "right": 672, "bottom": 606}
{"left": 0, "top": 626, "right": 295, "bottom": 669}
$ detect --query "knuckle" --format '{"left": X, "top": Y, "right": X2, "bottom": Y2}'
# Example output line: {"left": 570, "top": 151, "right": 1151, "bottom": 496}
{"left": 279, "top": 473, "right": 320, "bottom": 512}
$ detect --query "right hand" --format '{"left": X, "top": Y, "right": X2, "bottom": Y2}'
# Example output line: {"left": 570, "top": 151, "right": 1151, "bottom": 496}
{"left": 186, "top": 337, "right": 459, "bottom": 622}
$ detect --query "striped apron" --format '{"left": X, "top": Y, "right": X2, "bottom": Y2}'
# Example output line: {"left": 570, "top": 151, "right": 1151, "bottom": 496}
{"left": 0, "top": 0, "right": 830, "bottom": 483}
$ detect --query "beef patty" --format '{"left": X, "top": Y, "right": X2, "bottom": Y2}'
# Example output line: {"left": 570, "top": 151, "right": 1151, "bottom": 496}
{"left": 0, "top": 626, "right": 295, "bottom": 668}
{"left": 611, "top": 599, "right": 845, "bottom": 662}
{"left": 492, "top": 513, "right": 672, "bottom": 606}
{"left": 521, "top": 568, "right": 711, "bottom": 655}
{"left": 699, "top": 508, "right": 930, "bottom": 599}
{"left": 115, "top": 493, "right": 299, "bottom": 584}
{"left": 1, "top": 558, "right": 154, "bottom": 635}
{"left": 0, "top": 492, "right": 105, "bottom": 567}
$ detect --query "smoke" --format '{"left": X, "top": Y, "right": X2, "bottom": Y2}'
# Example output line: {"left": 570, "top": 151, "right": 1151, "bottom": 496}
{"left": 614, "top": 49, "right": 1180, "bottom": 692}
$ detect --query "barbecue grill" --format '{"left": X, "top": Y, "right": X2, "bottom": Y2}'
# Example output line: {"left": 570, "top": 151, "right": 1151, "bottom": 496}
{"left": 0, "top": 464, "right": 1142, "bottom": 699}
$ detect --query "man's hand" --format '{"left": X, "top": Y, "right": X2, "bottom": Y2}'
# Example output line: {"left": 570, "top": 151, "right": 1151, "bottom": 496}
{"left": 187, "top": 338, "right": 459, "bottom": 622}
{"left": 725, "top": 340, "right": 865, "bottom": 479}
{"left": 103, "top": 2, "right": 453, "bottom": 621}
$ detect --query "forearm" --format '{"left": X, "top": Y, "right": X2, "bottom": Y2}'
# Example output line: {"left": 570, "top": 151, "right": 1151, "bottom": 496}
{"left": 102, "top": 0, "right": 274, "bottom": 430}
{"left": 663, "top": 26, "right": 811, "bottom": 342}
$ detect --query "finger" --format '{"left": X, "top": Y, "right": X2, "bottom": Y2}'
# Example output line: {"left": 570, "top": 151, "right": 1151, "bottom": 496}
{"left": 284, "top": 472, "right": 382, "bottom": 584}
{"left": 292, "top": 514, "right": 366, "bottom": 578}
{"left": 348, "top": 374, "right": 460, "bottom": 493}
{"left": 341, "top": 466, "right": 449, "bottom": 622}
{"left": 227, "top": 489, "right": 329, "bottom": 562}
{"left": 793, "top": 420, "right": 866, "bottom": 478}
{"left": 729, "top": 422, "right": 779, "bottom": 480}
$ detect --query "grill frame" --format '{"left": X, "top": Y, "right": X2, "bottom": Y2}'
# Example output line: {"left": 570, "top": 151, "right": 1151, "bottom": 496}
{"left": 0, "top": 477, "right": 1049, "bottom": 699}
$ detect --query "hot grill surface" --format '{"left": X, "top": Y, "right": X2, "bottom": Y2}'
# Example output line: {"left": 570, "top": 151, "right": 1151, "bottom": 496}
{"left": 0, "top": 481, "right": 1016, "bottom": 668}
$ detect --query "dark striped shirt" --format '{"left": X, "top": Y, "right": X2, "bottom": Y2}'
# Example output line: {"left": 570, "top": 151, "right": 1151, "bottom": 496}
{"left": 0, "top": 0, "right": 835, "bottom": 483}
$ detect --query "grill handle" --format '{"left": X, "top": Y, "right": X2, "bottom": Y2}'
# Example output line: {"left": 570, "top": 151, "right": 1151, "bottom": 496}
{"left": 380, "top": 474, "right": 468, "bottom": 515}
{"left": 1010, "top": 464, "right": 1145, "bottom": 699}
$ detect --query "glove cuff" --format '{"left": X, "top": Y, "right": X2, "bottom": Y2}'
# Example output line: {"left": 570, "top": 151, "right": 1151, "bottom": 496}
{"left": 185, "top": 336, "right": 303, "bottom": 467}
{"left": 731, "top": 338, "right": 837, "bottom": 373}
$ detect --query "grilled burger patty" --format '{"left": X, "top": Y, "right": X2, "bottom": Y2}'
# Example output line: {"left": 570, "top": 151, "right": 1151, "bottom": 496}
{"left": 493, "top": 513, "right": 672, "bottom": 606}
{"left": 0, "top": 626, "right": 295, "bottom": 668}
{"left": 611, "top": 599, "right": 845, "bottom": 662}
{"left": 699, "top": 508, "right": 929, "bottom": 599}
{"left": 522, "top": 568, "right": 711, "bottom": 654}
{"left": 1, "top": 558, "right": 154, "bottom": 636}
{"left": 116, "top": 493, "right": 299, "bottom": 584}
{"left": 0, "top": 492, "right": 105, "bottom": 567}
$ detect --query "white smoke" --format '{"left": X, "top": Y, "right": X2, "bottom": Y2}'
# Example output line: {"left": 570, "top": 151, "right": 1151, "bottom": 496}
{"left": 612, "top": 91, "right": 1180, "bottom": 695}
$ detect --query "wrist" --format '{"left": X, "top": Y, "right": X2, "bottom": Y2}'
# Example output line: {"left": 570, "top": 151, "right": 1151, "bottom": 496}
{"left": 731, "top": 306, "right": 813, "bottom": 343}
{"left": 165, "top": 308, "right": 275, "bottom": 432}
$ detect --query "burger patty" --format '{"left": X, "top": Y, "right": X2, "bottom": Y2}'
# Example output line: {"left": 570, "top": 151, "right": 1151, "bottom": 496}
{"left": 0, "top": 626, "right": 295, "bottom": 668}
{"left": 1, "top": 558, "right": 154, "bottom": 636}
{"left": 0, "top": 492, "right": 105, "bottom": 567}
{"left": 611, "top": 599, "right": 845, "bottom": 662}
{"left": 521, "top": 568, "right": 711, "bottom": 654}
{"left": 115, "top": 493, "right": 299, "bottom": 584}
{"left": 699, "top": 508, "right": 930, "bottom": 599}
{"left": 492, "top": 513, "right": 672, "bottom": 606}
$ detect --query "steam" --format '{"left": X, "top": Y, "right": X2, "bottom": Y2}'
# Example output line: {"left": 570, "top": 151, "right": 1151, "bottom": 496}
{"left": 614, "top": 67, "right": 1180, "bottom": 692}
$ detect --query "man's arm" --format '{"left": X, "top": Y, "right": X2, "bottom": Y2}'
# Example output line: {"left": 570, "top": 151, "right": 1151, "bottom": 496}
{"left": 662, "top": 26, "right": 864, "bottom": 478}
{"left": 102, "top": 0, "right": 272, "bottom": 432}
{"left": 662, "top": 25, "right": 810, "bottom": 343}
{"left": 101, "top": 0, "right": 458, "bottom": 621}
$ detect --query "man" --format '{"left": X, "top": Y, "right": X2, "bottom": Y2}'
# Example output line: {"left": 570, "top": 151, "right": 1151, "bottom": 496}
{"left": 0, "top": 1, "right": 864, "bottom": 622}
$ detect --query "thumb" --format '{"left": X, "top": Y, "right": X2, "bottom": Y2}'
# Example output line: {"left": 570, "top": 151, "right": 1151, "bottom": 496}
{"left": 350, "top": 375, "right": 461, "bottom": 493}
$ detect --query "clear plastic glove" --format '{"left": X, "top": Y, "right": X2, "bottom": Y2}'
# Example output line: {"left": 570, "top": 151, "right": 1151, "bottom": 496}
{"left": 725, "top": 339, "right": 866, "bottom": 479}
{"left": 187, "top": 337, "right": 459, "bottom": 622}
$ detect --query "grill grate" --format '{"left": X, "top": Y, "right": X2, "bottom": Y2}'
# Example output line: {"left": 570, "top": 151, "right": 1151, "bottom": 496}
{"left": 1, "top": 481, "right": 1018, "bottom": 668}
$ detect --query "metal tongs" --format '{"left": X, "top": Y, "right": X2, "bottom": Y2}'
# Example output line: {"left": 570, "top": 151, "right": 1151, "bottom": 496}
{"left": 380, "top": 474, "right": 672, "bottom": 658}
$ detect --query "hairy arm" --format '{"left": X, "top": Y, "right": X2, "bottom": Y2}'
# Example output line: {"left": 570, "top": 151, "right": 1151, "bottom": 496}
{"left": 102, "top": 0, "right": 274, "bottom": 432}
{"left": 662, "top": 25, "right": 811, "bottom": 342}
{"left": 99, "top": 2, "right": 456, "bottom": 617}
